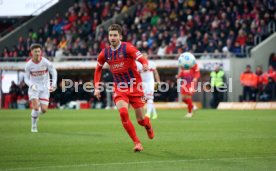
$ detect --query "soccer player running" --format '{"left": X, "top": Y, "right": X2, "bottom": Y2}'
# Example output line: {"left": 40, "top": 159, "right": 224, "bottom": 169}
{"left": 176, "top": 58, "right": 200, "bottom": 118}
{"left": 25, "top": 43, "right": 57, "bottom": 132}
{"left": 137, "top": 52, "right": 160, "bottom": 119}
{"left": 94, "top": 24, "right": 154, "bottom": 152}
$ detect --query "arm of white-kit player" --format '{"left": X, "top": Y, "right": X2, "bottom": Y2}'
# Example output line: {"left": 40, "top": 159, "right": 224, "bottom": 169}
{"left": 25, "top": 65, "right": 37, "bottom": 91}
{"left": 48, "top": 62, "right": 57, "bottom": 92}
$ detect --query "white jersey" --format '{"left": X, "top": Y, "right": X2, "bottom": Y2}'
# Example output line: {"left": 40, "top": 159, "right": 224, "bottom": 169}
{"left": 25, "top": 57, "right": 57, "bottom": 91}
{"left": 137, "top": 61, "right": 156, "bottom": 84}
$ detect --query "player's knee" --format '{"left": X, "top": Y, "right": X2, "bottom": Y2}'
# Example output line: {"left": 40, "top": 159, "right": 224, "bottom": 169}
{"left": 182, "top": 96, "right": 190, "bottom": 102}
{"left": 32, "top": 106, "right": 39, "bottom": 111}
{"left": 31, "top": 99, "right": 39, "bottom": 108}
{"left": 41, "top": 104, "right": 48, "bottom": 113}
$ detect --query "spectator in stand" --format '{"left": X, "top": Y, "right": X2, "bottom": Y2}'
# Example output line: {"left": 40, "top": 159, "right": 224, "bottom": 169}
{"left": 240, "top": 65, "right": 257, "bottom": 101}
{"left": 17, "top": 81, "right": 28, "bottom": 109}
{"left": 262, "top": 65, "right": 276, "bottom": 101}
{"left": 18, "top": 80, "right": 28, "bottom": 97}
{"left": 263, "top": 65, "right": 276, "bottom": 84}
{"left": 252, "top": 65, "right": 264, "bottom": 101}
{"left": 235, "top": 29, "right": 247, "bottom": 49}
{"left": 231, "top": 42, "right": 242, "bottom": 57}
{"left": 1, "top": 0, "right": 134, "bottom": 59}
{"left": 9, "top": 81, "right": 19, "bottom": 108}
{"left": 2, "top": 47, "right": 10, "bottom": 59}
{"left": 260, "top": 77, "right": 275, "bottom": 101}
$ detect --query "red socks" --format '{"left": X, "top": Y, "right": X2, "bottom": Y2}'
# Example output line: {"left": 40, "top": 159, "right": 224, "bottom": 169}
{"left": 138, "top": 117, "right": 150, "bottom": 127}
{"left": 183, "top": 98, "right": 193, "bottom": 113}
{"left": 119, "top": 107, "right": 140, "bottom": 144}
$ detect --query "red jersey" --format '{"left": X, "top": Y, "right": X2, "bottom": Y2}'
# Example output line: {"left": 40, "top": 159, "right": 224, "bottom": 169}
{"left": 263, "top": 68, "right": 276, "bottom": 84}
{"left": 97, "top": 42, "right": 143, "bottom": 87}
{"left": 177, "top": 64, "right": 200, "bottom": 85}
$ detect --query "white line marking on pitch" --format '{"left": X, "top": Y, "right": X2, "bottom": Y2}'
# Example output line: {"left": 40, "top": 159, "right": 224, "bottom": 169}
{"left": 2, "top": 155, "right": 276, "bottom": 171}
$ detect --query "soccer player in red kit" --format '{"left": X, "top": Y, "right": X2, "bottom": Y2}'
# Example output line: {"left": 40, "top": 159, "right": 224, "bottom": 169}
{"left": 94, "top": 24, "right": 154, "bottom": 152}
{"left": 176, "top": 63, "right": 200, "bottom": 118}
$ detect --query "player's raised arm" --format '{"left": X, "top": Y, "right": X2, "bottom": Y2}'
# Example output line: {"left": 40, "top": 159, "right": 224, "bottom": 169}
{"left": 94, "top": 50, "right": 106, "bottom": 100}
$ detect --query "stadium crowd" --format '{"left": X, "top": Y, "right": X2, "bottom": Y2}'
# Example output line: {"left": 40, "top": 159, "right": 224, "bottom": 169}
{"left": 1, "top": 0, "right": 276, "bottom": 59}
{"left": 1, "top": 0, "right": 135, "bottom": 59}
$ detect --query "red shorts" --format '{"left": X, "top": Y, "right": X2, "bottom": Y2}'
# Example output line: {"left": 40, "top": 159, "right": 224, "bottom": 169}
{"left": 180, "top": 84, "right": 195, "bottom": 96}
{"left": 113, "top": 87, "right": 145, "bottom": 109}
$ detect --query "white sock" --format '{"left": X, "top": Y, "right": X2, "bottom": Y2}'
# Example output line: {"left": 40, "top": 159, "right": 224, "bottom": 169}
{"left": 152, "top": 104, "right": 157, "bottom": 115}
{"left": 31, "top": 109, "right": 39, "bottom": 127}
{"left": 147, "top": 99, "right": 153, "bottom": 116}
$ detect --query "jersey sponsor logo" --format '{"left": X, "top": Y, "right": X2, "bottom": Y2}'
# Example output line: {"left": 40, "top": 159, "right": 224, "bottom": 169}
{"left": 119, "top": 54, "right": 124, "bottom": 58}
{"left": 30, "top": 70, "right": 48, "bottom": 76}
{"left": 110, "top": 62, "right": 125, "bottom": 71}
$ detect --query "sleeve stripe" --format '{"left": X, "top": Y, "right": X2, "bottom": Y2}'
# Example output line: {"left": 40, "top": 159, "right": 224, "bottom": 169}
{"left": 136, "top": 55, "right": 143, "bottom": 60}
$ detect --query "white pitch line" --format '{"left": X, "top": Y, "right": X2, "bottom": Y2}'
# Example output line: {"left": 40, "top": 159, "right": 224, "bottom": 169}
{"left": 2, "top": 155, "right": 276, "bottom": 171}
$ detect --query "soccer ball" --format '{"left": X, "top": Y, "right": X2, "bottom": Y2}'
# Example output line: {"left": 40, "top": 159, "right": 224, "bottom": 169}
{"left": 178, "top": 52, "right": 196, "bottom": 69}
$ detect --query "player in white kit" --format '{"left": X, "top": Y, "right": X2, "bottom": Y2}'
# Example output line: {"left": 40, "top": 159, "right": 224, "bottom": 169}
{"left": 137, "top": 53, "right": 160, "bottom": 119}
{"left": 25, "top": 43, "right": 57, "bottom": 132}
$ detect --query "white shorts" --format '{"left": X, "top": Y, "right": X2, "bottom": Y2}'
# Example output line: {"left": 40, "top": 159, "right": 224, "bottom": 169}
{"left": 28, "top": 88, "right": 49, "bottom": 105}
{"left": 142, "top": 82, "right": 154, "bottom": 100}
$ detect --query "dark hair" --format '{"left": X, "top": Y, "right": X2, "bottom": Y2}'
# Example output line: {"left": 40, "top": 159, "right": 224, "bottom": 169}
{"left": 257, "top": 65, "right": 262, "bottom": 69}
{"left": 108, "top": 24, "right": 123, "bottom": 35}
{"left": 30, "top": 43, "right": 42, "bottom": 50}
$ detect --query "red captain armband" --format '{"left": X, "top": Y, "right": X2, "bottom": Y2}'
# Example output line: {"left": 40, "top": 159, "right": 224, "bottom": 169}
{"left": 137, "top": 56, "right": 148, "bottom": 65}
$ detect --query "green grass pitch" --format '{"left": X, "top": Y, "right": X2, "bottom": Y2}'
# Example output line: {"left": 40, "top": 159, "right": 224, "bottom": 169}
{"left": 0, "top": 109, "right": 275, "bottom": 171}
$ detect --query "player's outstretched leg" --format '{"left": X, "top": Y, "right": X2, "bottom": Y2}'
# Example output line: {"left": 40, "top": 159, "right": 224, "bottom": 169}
{"left": 40, "top": 103, "right": 48, "bottom": 114}
{"left": 133, "top": 142, "right": 143, "bottom": 152}
{"left": 135, "top": 107, "right": 154, "bottom": 139}
{"left": 139, "top": 116, "right": 154, "bottom": 139}
{"left": 118, "top": 107, "right": 142, "bottom": 152}
{"left": 30, "top": 99, "right": 40, "bottom": 132}
{"left": 152, "top": 107, "right": 157, "bottom": 119}
{"left": 31, "top": 109, "right": 39, "bottom": 132}
{"left": 183, "top": 97, "right": 194, "bottom": 118}
{"left": 146, "top": 99, "right": 158, "bottom": 119}
{"left": 145, "top": 99, "right": 152, "bottom": 118}
{"left": 150, "top": 99, "right": 158, "bottom": 119}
